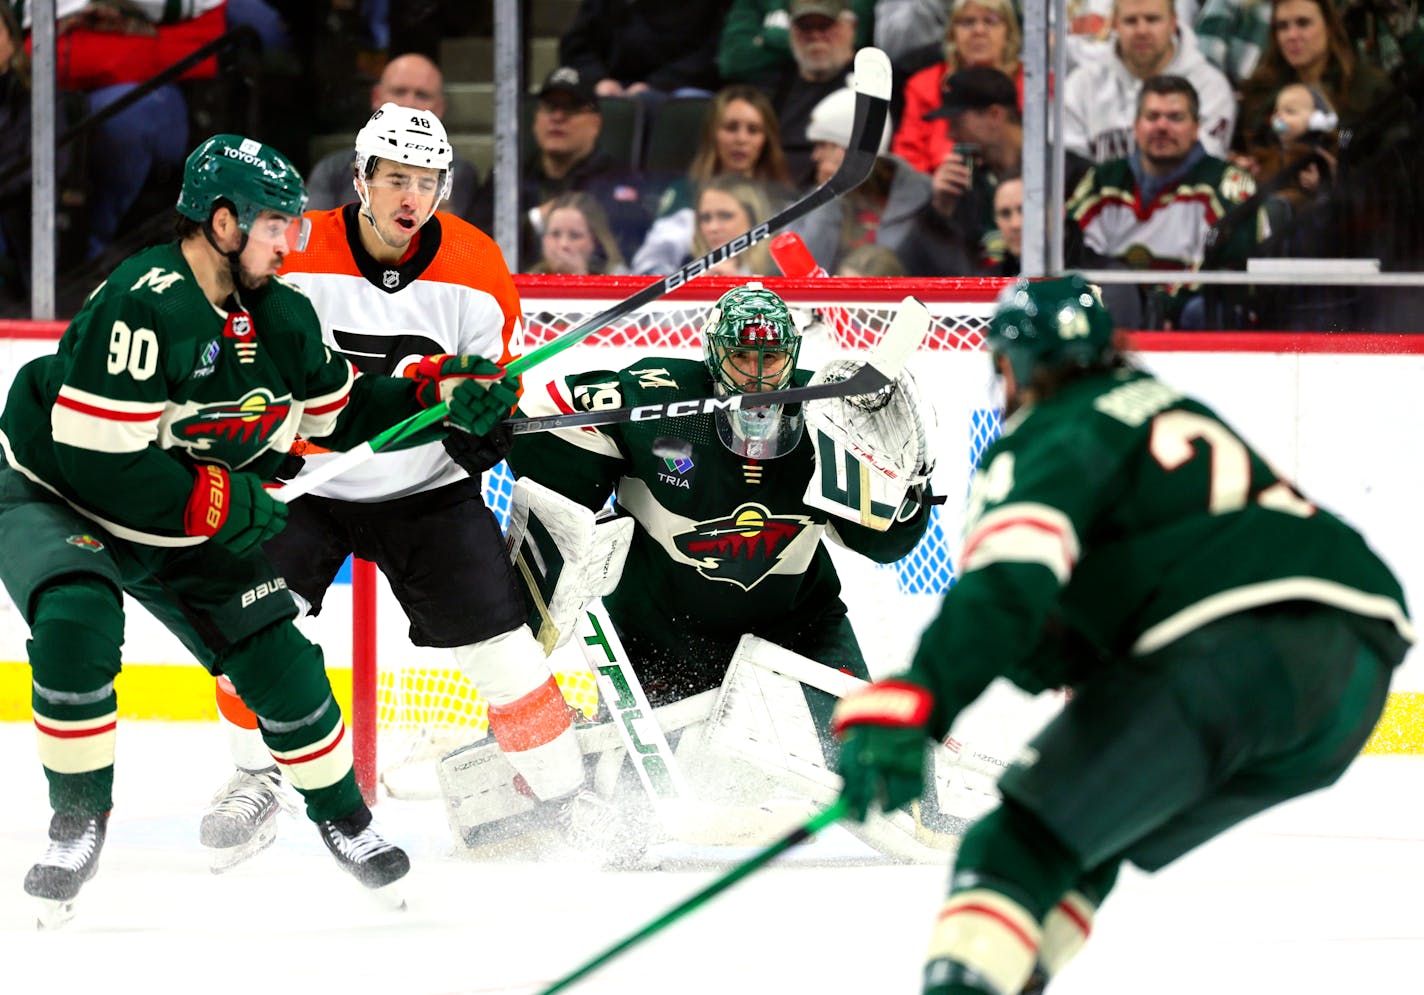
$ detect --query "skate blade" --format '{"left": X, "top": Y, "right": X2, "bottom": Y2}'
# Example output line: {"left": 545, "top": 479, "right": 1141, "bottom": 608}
{"left": 365, "top": 879, "right": 407, "bottom": 912}
{"left": 207, "top": 821, "right": 277, "bottom": 874}
{"left": 34, "top": 897, "right": 78, "bottom": 930}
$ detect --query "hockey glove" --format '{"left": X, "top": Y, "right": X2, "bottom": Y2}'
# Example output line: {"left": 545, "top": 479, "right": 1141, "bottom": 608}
{"left": 443, "top": 421, "right": 514, "bottom": 475}
{"left": 185, "top": 465, "right": 288, "bottom": 556}
{"left": 413, "top": 354, "right": 510, "bottom": 410}
{"left": 830, "top": 679, "right": 934, "bottom": 822}
{"left": 447, "top": 368, "right": 520, "bottom": 438}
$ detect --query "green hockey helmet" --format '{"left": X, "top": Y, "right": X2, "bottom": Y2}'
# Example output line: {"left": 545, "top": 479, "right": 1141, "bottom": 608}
{"left": 702, "top": 283, "right": 804, "bottom": 460}
{"left": 703, "top": 282, "right": 801, "bottom": 395}
{"left": 176, "top": 134, "right": 309, "bottom": 238}
{"left": 986, "top": 274, "right": 1115, "bottom": 384}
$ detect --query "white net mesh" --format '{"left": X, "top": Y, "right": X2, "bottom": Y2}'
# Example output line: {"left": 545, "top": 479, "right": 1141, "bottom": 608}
{"left": 369, "top": 276, "right": 1006, "bottom": 791}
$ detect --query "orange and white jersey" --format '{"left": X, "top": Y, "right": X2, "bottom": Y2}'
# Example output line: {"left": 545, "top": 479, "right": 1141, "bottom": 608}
{"left": 279, "top": 204, "right": 523, "bottom": 501}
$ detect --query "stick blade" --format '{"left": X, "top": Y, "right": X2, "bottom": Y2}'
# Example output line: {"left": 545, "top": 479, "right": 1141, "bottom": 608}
{"left": 851, "top": 47, "right": 892, "bottom": 102}
{"left": 867, "top": 296, "right": 932, "bottom": 381}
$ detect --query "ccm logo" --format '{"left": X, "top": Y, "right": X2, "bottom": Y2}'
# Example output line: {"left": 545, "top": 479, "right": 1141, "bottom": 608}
{"left": 241, "top": 577, "right": 288, "bottom": 608}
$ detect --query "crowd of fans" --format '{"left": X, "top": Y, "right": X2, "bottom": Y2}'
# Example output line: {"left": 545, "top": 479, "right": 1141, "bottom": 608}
{"left": 3, "top": 0, "right": 1423, "bottom": 327}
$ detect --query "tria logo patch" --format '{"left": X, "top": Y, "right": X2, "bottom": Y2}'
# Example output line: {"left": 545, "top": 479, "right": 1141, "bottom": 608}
{"left": 672, "top": 503, "right": 811, "bottom": 590}
{"left": 652, "top": 436, "right": 695, "bottom": 490}
{"left": 66, "top": 534, "right": 105, "bottom": 553}
{"left": 193, "top": 338, "right": 221, "bottom": 378}
{"left": 173, "top": 389, "right": 291, "bottom": 465}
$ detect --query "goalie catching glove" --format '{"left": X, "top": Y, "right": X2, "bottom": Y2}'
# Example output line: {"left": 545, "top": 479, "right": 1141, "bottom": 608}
{"left": 412, "top": 354, "right": 520, "bottom": 438}
{"left": 803, "top": 363, "right": 935, "bottom": 531}
{"left": 185, "top": 464, "right": 288, "bottom": 556}
{"left": 831, "top": 679, "right": 934, "bottom": 822}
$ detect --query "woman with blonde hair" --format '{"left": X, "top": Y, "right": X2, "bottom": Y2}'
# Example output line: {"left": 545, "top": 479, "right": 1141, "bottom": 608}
{"left": 686, "top": 175, "right": 780, "bottom": 277}
{"left": 529, "top": 192, "right": 628, "bottom": 275}
{"left": 632, "top": 84, "right": 793, "bottom": 274}
{"left": 892, "top": 0, "right": 1025, "bottom": 175}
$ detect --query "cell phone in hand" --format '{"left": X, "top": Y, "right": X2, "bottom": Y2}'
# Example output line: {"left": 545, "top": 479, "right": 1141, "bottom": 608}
{"left": 953, "top": 142, "right": 980, "bottom": 186}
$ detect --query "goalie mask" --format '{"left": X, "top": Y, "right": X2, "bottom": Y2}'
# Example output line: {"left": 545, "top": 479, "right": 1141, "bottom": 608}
{"left": 702, "top": 283, "right": 805, "bottom": 460}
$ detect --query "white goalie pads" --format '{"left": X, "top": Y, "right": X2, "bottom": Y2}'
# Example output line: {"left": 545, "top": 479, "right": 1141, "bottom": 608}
{"left": 505, "top": 477, "right": 634, "bottom": 654}
{"left": 802, "top": 363, "right": 936, "bottom": 531}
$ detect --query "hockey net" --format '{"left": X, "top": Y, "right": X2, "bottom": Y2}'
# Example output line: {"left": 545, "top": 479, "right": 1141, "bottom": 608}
{"left": 360, "top": 275, "right": 1008, "bottom": 796}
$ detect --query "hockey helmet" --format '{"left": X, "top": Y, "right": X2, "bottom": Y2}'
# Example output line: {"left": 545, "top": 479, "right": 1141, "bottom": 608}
{"left": 354, "top": 102, "right": 454, "bottom": 205}
{"left": 986, "top": 274, "right": 1115, "bottom": 385}
{"left": 702, "top": 283, "right": 804, "bottom": 459}
{"left": 177, "top": 134, "right": 308, "bottom": 241}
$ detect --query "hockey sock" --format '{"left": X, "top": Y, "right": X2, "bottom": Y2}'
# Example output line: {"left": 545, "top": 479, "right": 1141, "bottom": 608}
{"left": 214, "top": 675, "right": 278, "bottom": 772}
{"left": 218, "top": 622, "right": 360, "bottom": 823}
{"left": 923, "top": 802, "right": 1084, "bottom": 995}
{"left": 27, "top": 578, "right": 124, "bottom": 815}
{"left": 453, "top": 628, "right": 583, "bottom": 800}
{"left": 1038, "top": 860, "right": 1118, "bottom": 978}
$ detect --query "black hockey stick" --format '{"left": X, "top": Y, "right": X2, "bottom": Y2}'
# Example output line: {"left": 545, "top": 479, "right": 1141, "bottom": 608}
{"left": 537, "top": 798, "right": 848, "bottom": 994}
{"left": 275, "top": 48, "right": 892, "bottom": 503}
{"left": 506, "top": 295, "right": 931, "bottom": 435}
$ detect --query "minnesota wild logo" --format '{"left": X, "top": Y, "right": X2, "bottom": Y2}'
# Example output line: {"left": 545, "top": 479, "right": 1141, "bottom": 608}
{"left": 173, "top": 389, "right": 291, "bottom": 465}
{"left": 66, "top": 534, "right": 105, "bottom": 553}
{"left": 672, "top": 502, "right": 811, "bottom": 590}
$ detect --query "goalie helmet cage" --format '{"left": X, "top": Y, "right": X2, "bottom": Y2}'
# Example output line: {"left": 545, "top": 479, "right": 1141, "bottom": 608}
{"left": 352, "top": 275, "right": 1007, "bottom": 800}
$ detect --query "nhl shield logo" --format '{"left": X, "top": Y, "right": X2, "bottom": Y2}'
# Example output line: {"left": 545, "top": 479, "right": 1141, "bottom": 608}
{"left": 383, "top": 270, "right": 401, "bottom": 289}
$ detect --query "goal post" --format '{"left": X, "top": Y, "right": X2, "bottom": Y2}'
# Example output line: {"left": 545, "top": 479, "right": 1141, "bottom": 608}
{"left": 352, "top": 275, "right": 1008, "bottom": 798}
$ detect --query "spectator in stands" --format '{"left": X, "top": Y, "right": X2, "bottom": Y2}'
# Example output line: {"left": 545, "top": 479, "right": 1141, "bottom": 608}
{"left": 529, "top": 191, "right": 629, "bottom": 275}
{"left": 689, "top": 174, "right": 782, "bottom": 275}
{"left": 470, "top": 66, "right": 651, "bottom": 270}
{"left": 13, "top": 1, "right": 227, "bottom": 261}
{"left": 790, "top": 86, "right": 927, "bottom": 273}
{"left": 305, "top": 53, "right": 480, "bottom": 219}
{"left": 766, "top": 0, "right": 862, "bottom": 185}
{"left": 632, "top": 84, "right": 794, "bottom": 274}
{"left": 560, "top": 0, "right": 726, "bottom": 103}
{"left": 835, "top": 241, "right": 907, "bottom": 275}
{"left": 891, "top": 0, "right": 1024, "bottom": 175}
{"left": 1194, "top": 0, "right": 1274, "bottom": 84}
{"left": 1234, "top": 0, "right": 1393, "bottom": 155}
{"left": 900, "top": 67, "right": 1023, "bottom": 276}
{"left": 986, "top": 172, "right": 1023, "bottom": 275}
{"left": 1066, "top": 75, "right": 1263, "bottom": 327}
{"left": 1062, "top": 0, "right": 1236, "bottom": 164}
{"left": 719, "top": 0, "right": 875, "bottom": 87}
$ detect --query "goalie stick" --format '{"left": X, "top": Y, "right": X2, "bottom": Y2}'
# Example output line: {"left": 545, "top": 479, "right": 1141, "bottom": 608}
{"left": 508, "top": 294, "right": 932, "bottom": 436}
{"left": 275, "top": 47, "right": 893, "bottom": 504}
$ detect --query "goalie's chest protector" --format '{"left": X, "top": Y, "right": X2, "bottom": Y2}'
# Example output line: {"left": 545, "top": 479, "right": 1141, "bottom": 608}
{"left": 599, "top": 359, "right": 837, "bottom": 613}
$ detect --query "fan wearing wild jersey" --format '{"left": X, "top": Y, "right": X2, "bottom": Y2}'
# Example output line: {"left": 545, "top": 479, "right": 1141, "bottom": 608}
{"left": 831, "top": 275, "right": 1414, "bottom": 995}
{"left": 0, "top": 135, "right": 509, "bottom": 924}
{"left": 507, "top": 284, "right": 934, "bottom": 710}
{"left": 198, "top": 104, "right": 591, "bottom": 867}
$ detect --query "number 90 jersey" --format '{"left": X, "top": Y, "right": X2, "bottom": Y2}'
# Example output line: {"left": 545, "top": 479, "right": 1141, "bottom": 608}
{"left": 922, "top": 367, "right": 1413, "bottom": 704}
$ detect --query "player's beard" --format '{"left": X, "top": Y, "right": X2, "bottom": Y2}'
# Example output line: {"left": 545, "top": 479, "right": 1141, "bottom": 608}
{"left": 237, "top": 266, "right": 272, "bottom": 292}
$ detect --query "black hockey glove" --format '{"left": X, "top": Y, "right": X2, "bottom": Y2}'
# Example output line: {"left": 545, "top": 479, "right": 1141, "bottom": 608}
{"left": 443, "top": 422, "right": 514, "bottom": 476}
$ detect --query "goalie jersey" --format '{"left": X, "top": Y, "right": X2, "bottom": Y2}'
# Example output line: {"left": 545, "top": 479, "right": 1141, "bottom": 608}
{"left": 0, "top": 241, "right": 421, "bottom": 547}
{"left": 906, "top": 367, "right": 1413, "bottom": 737}
{"left": 508, "top": 356, "right": 931, "bottom": 643}
{"left": 277, "top": 204, "right": 524, "bottom": 502}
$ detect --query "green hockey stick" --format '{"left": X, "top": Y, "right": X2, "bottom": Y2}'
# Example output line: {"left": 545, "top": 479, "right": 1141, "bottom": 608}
{"left": 536, "top": 798, "right": 849, "bottom": 995}
{"left": 274, "top": 48, "right": 892, "bottom": 505}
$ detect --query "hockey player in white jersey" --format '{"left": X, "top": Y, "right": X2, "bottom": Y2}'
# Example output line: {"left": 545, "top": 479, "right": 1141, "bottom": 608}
{"left": 199, "top": 104, "right": 593, "bottom": 868}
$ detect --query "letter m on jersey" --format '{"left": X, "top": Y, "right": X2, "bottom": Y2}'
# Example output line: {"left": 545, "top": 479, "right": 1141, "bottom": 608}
{"left": 130, "top": 267, "right": 185, "bottom": 294}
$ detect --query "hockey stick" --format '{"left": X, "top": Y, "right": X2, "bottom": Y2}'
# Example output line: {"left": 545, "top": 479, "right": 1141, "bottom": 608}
{"left": 275, "top": 48, "right": 892, "bottom": 504}
{"left": 536, "top": 798, "right": 849, "bottom": 995}
{"left": 508, "top": 294, "right": 932, "bottom": 436}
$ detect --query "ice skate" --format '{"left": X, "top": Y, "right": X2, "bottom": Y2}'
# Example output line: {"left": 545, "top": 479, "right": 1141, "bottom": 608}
{"left": 24, "top": 811, "right": 109, "bottom": 930}
{"left": 200, "top": 767, "right": 290, "bottom": 872}
{"left": 318, "top": 805, "right": 410, "bottom": 909}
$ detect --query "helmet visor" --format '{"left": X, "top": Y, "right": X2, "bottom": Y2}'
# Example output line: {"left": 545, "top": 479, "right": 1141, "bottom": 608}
{"left": 246, "top": 213, "right": 311, "bottom": 252}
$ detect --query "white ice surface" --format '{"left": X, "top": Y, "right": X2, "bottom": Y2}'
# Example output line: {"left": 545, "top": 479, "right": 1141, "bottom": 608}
{"left": 1, "top": 722, "right": 1421, "bottom": 995}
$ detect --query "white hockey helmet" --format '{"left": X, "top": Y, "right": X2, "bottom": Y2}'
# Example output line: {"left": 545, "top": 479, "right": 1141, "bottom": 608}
{"left": 353, "top": 101, "right": 454, "bottom": 206}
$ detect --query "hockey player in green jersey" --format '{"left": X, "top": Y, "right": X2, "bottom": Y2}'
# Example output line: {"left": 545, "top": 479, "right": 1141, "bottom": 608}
{"left": 831, "top": 274, "right": 1414, "bottom": 995}
{"left": 0, "top": 134, "right": 516, "bottom": 926}
{"left": 507, "top": 283, "right": 935, "bottom": 710}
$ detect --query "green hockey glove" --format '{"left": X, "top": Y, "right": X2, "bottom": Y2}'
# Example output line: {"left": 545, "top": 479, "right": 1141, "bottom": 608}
{"left": 412, "top": 354, "right": 508, "bottom": 408}
{"left": 830, "top": 679, "right": 935, "bottom": 822}
{"left": 447, "top": 368, "right": 520, "bottom": 438}
{"left": 185, "top": 465, "right": 288, "bottom": 556}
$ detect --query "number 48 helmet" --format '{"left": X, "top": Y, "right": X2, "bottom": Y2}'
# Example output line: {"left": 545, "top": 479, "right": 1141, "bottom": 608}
{"left": 701, "top": 283, "right": 804, "bottom": 459}
{"left": 353, "top": 102, "right": 454, "bottom": 229}
{"left": 986, "top": 274, "right": 1117, "bottom": 385}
